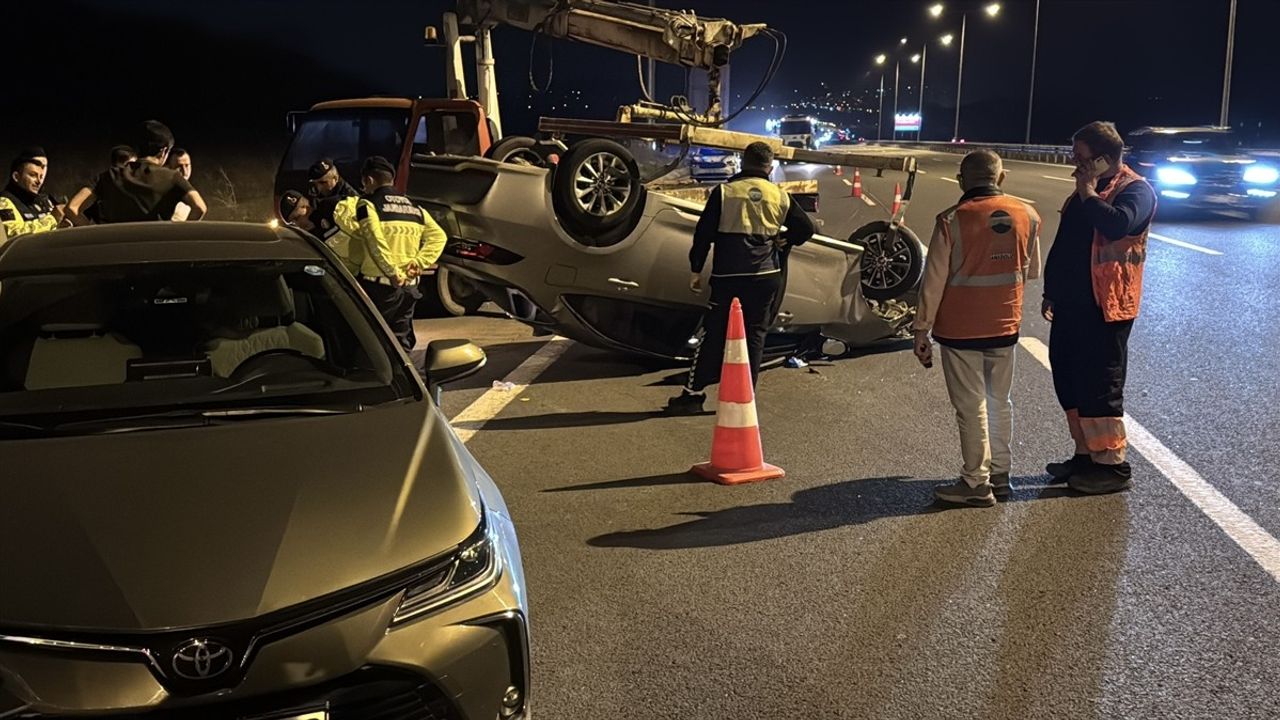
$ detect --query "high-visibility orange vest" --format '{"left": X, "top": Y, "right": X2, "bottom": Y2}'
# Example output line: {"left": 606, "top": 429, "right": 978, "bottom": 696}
{"left": 1089, "top": 165, "right": 1154, "bottom": 322}
{"left": 933, "top": 194, "right": 1041, "bottom": 340}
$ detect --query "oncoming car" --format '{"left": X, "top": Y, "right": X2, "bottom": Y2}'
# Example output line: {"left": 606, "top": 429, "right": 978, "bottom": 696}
{"left": 1128, "top": 126, "right": 1280, "bottom": 218}
{"left": 0, "top": 223, "right": 530, "bottom": 719}
{"left": 688, "top": 147, "right": 741, "bottom": 182}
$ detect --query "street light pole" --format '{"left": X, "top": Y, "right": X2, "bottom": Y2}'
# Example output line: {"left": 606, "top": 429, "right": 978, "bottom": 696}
{"left": 1219, "top": 0, "right": 1238, "bottom": 127}
{"left": 953, "top": 13, "right": 966, "bottom": 141}
{"left": 1025, "top": 0, "right": 1040, "bottom": 143}
{"left": 893, "top": 60, "right": 901, "bottom": 141}
{"left": 878, "top": 72, "right": 885, "bottom": 141}
{"left": 918, "top": 44, "right": 928, "bottom": 140}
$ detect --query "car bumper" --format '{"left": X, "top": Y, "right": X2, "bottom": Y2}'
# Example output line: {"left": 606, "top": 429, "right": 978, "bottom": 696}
{"left": 0, "top": 507, "right": 530, "bottom": 720}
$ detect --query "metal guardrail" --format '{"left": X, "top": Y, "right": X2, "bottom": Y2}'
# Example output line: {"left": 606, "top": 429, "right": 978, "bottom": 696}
{"left": 868, "top": 140, "right": 1073, "bottom": 165}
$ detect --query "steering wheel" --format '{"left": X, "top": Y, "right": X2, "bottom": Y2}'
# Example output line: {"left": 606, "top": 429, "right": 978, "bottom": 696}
{"left": 227, "top": 349, "right": 330, "bottom": 383}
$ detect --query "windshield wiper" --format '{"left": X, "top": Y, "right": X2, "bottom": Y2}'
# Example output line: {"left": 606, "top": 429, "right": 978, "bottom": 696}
{"left": 53, "top": 404, "right": 366, "bottom": 434}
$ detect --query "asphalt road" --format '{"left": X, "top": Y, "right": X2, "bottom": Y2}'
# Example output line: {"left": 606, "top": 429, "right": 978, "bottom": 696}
{"left": 423, "top": 148, "right": 1280, "bottom": 719}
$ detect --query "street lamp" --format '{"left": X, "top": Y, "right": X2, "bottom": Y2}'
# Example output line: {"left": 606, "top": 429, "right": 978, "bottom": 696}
{"left": 1220, "top": 0, "right": 1238, "bottom": 126}
{"left": 875, "top": 54, "right": 887, "bottom": 140}
{"left": 929, "top": 2, "right": 1001, "bottom": 141}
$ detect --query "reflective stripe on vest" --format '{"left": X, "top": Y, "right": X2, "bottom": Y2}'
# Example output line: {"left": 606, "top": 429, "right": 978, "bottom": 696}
{"left": 718, "top": 177, "right": 789, "bottom": 238}
{"left": 933, "top": 195, "right": 1037, "bottom": 340}
{"left": 1088, "top": 165, "right": 1153, "bottom": 322}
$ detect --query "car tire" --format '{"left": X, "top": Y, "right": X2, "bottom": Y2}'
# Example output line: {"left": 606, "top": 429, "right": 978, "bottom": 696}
{"left": 486, "top": 136, "right": 566, "bottom": 167}
{"left": 850, "top": 221, "right": 925, "bottom": 301}
{"left": 552, "top": 138, "right": 644, "bottom": 242}
{"left": 415, "top": 267, "right": 486, "bottom": 318}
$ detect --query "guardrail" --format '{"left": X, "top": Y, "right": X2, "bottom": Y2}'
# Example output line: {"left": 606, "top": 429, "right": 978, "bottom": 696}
{"left": 868, "top": 140, "right": 1073, "bottom": 165}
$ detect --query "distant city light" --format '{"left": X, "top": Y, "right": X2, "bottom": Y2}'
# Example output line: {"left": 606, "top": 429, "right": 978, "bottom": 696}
{"left": 900, "top": 37, "right": 909, "bottom": 45}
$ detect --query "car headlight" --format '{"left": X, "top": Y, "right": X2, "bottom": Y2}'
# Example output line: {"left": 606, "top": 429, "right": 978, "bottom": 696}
{"left": 1244, "top": 165, "right": 1279, "bottom": 185}
{"left": 1155, "top": 166, "right": 1197, "bottom": 186}
{"left": 391, "top": 517, "right": 501, "bottom": 626}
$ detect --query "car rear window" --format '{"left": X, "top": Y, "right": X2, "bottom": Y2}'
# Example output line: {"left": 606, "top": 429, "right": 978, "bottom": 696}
{"left": 281, "top": 108, "right": 411, "bottom": 172}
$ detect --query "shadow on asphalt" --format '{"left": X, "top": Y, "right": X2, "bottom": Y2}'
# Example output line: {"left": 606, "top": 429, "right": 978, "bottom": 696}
{"left": 545, "top": 472, "right": 705, "bottom": 493}
{"left": 460, "top": 410, "right": 665, "bottom": 432}
{"left": 587, "top": 476, "right": 1074, "bottom": 549}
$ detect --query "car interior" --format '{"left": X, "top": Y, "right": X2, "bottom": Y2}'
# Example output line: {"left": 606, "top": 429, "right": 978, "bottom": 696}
{"left": 0, "top": 265, "right": 380, "bottom": 397}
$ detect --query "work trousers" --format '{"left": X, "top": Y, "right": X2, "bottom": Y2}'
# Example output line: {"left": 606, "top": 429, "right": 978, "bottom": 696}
{"left": 1048, "top": 302, "right": 1134, "bottom": 464}
{"left": 940, "top": 344, "right": 1016, "bottom": 488}
{"left": 686, "top": 274, "right": 782, "bottom": 393}
{"left": 360, "top": 278, "right": 420, "bottom": 353}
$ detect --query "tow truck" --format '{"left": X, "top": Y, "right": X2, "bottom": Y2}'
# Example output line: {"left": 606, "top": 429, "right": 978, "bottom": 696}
{"left": 275, "top": 0, "right": 921, "bottom": 338}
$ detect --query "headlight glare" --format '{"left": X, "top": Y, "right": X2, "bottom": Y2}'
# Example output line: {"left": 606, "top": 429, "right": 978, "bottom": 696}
{"left": 1155, "top": 166, "right": 1197, "bottom": 186}
{"left": 1244, "top": 165, "right": 1279, "bottom": 185}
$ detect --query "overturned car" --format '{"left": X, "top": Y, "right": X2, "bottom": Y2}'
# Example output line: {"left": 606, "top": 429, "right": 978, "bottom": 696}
{"left": 408, "top": 137, "right": 925, "bottom": 362}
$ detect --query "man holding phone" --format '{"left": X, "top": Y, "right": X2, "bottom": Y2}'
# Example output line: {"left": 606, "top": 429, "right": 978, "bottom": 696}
{"left": 1042, "top": 121, "right": 1156, "bottom": 495}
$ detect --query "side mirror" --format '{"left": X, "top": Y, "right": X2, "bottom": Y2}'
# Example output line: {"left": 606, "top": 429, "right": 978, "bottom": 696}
{"left": 424, "top": 339, "right": 486, "bottom": 401}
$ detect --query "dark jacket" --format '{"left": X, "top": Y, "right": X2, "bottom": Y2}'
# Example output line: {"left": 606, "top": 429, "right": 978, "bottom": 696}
{"left": 689, "top": 169, "right": 815, "bottom": 279}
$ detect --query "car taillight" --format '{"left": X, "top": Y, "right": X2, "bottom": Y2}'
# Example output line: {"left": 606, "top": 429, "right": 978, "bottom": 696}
{"left": 447, "top": 240, "right": 523, "bottom": 265}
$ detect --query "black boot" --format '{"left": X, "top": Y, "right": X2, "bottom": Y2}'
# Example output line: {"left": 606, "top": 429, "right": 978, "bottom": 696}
{"left": 1046, "top": 454, "right": 1093, "bottom": 482}
{"left": 662, "top": 390, "right": 706, "bottom": 416}
{"left": 1068, "top": 462, "right": 1133, "bottom": 495}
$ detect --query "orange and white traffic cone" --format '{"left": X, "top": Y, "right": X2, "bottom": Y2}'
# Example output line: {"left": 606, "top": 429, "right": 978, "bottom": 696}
{"left": 691, "top": 298, "right": 785, "bottom": 486}
{"left": 833, "top": 164, "right": 843, "bottom": 177}
{"left": 851, "top": 168, "right": 863, "bottom": 198}
{"left": 892, "top": 182, "right": 902, "bottom": 214}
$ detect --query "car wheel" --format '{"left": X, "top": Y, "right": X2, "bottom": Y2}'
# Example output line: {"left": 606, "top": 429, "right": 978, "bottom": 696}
{"left": 552, "top": 138, "right": 644, "bottom": 241}
{"left": 851, "top": 221, "right": 925, "bottom": 301}
{"left": 415, "top": 267, "right": 486, "bottom": 318}
{"left": 487, "top": 136, "right": 567, "bottom": 166}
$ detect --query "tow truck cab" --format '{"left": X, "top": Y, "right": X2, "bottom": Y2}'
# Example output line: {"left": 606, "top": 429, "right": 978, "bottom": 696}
{"left": 274, "top": 98, "right": 497, "bottom": 215}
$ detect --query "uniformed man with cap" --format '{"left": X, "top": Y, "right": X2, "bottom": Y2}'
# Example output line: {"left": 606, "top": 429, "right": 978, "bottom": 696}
{"left": 280, "top": 189, "right": 364, "bottom": 276}
{"left": 664, "top": 141, "right": 816, "bottom": 415}
{"left": 307, "top": 158, "right": 359, "bottom": 206}
{"left": 335, "top": 156, "right": 447, "bottom": 352}
{"left": 0, "top": 147, "right": 61, "bottom": 237}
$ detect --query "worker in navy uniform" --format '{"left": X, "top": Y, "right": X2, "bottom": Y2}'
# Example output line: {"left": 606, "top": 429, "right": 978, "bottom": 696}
{"left": 665, "top": 141, "right": 816, "bottom": 415}
{"left": 334, "top": 156, "right": 447, "bottom": 352}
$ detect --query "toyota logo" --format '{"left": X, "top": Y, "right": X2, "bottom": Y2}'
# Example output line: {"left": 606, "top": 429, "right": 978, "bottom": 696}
{"left": 171, "top": 638, "right": 234, "bottom": 680}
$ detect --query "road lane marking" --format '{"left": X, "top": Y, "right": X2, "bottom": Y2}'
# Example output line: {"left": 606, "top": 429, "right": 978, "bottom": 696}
{"left": 1149, "top": 232, "right": 1223, "bottom": 256}
{"left": 1019, "top": 336, "right": 1280, "bottom": 583}
{"left": 842, "top": 178, "right": 853, "bottom": 186}
{"left": 450, "top": 337, "right": 571, "bottom": 443}
{"left": 1043, "top": 175, "right": 1075, "bottom": 183}
{"left": 940, "top": 177, "right": 959, "bottom": 184}
{"left": 935, "top": 176, "right": 1035, "bottom": 204}
{"left": 862, "top": 195, "right": 877, "bottom": 207}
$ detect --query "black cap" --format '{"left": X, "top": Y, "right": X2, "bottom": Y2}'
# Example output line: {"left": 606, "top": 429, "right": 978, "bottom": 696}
{"left": 279, "top": 190, "right": 305, "bottom": 221}
{"left": 361, "top": 155, "right": 396, "bottom": 179}
{"left": 10, "top": 146, "right": 47, "bottom": 173}
{"left": 308, "top": 158, "right": 336, "bottom": 181}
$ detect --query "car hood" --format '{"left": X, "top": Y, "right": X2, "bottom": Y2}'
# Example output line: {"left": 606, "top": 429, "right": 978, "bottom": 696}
{"left": 0, "top": 400, "right": 480, "bottom": 631}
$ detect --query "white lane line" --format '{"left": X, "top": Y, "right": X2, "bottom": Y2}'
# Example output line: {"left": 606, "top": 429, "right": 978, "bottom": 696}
{"left": 1019, "top": 336, "right": 1280, "bottom": 583}
{"left": 450, "top": 337, "right": 571, "bottom": 443}
{"left": 940, "top": 176, "right": 959, "bottom": 184}
{"left": 918, "top": 169, "right": 929, "bottom": 174}
{"left": 842, "top": 178, "right": 853, "bottom": 186}
{"left": 1007, "top": 193, "right": 1038, "bottom": 205}
{"left": 862, "top": 195, "right": 877, "bottom": 207}
{"left": 1043, "top": 175, "right": 1075, "bottom": 183}
{"left": 1149, "top": 232, "right": 1223, "bottom": 256}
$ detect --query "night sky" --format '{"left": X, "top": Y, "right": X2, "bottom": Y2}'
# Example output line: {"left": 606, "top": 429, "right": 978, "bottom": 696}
{"left": 6, "top": 0, "right": 1279, "bottom": 172}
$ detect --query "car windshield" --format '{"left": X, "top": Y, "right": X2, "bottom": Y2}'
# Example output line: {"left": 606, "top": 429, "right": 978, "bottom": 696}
{"left": 1135, "top": 132, "right": 1239, "bottom": 154}
{"left": 0, "top": 259, "right": 417, "bottom": 434}
{"left": 780, "top": 120, "right": 814, "bottom": 136}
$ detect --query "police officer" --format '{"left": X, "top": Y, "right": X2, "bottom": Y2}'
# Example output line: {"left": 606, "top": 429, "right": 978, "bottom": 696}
{"left": 664, "top": 141, "right": 815, "bottom": 415}
{"left": 307, "top": 158, "right": 359, "bottom": 206}
{"left": 335, "top": 156, "right": 447, "bottom": 352}
{"left": 0, "top": 147, "right": 60, "bottom": 237}
{"left": 281, "top": 189, "right": 364, "bottom": 276}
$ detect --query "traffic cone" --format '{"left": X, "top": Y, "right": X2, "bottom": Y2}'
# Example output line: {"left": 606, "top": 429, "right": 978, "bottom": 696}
{"left": 851, "top": 168, "right": 863, "bottom": 198}
{"left": 691, "top": 298, "right": 785, "bottom": 486}
{"left": 833, "top": 164, "right": 843, "bottom": 177}
{"left": 892, "top": 182, "right": 902, "bottom": 214}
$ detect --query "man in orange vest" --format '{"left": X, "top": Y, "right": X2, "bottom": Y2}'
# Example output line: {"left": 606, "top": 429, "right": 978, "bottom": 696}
{"left": 1042, "top": 121, "right": 1156, "bottom": 495}
{"left": 914, "top": 150, "right": 1042, "bottom": 507}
